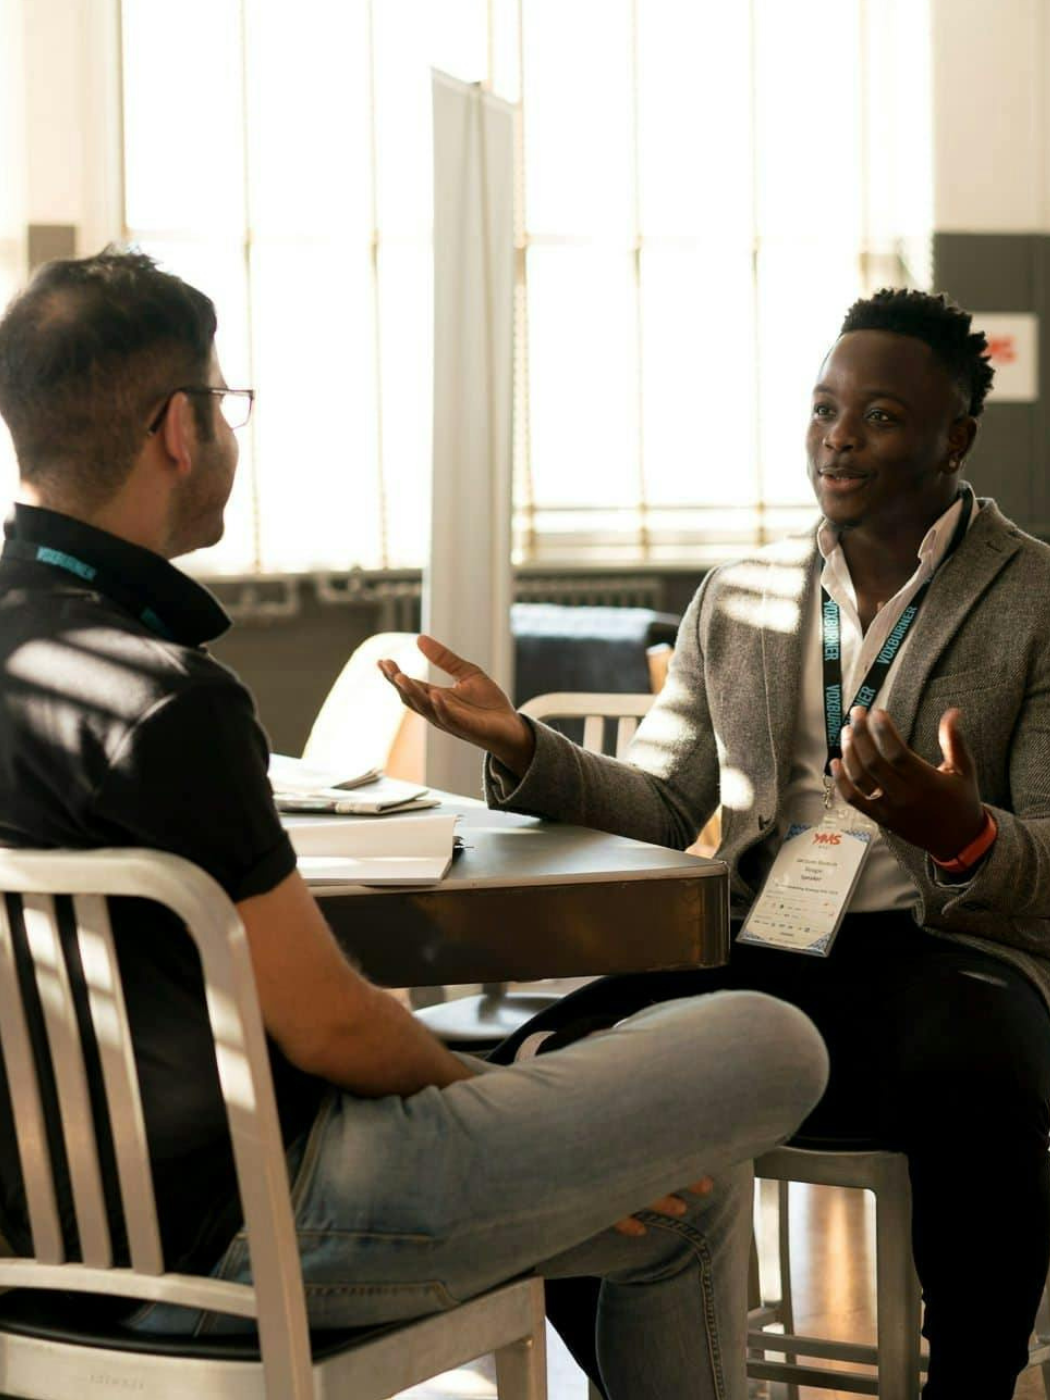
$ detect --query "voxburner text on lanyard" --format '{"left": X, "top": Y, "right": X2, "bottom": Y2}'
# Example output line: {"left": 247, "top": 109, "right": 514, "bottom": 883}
{"left": 739, "top": 486, "right": 974, "bottom": 957}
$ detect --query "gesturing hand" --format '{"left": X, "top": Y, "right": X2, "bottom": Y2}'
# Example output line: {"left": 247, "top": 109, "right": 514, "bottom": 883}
{"left": 832, "top": 705, "right": 986, "bottom": 863}
{"left": 613, "top": 1178, "right": 714, "bottom": 1238}
{"left": 378, "top": 635, "right": 536, "bottom": 777}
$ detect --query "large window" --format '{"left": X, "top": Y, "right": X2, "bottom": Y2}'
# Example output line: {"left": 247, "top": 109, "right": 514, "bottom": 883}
{"left": 116, "top": 1, "right": 931, "bottom": 574}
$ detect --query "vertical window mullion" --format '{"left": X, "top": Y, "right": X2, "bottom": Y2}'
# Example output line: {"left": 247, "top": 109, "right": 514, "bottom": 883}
{"left": 858, "top": 0, "right": 871, "bottom": 294}
{"left": 628, "top": 0, "right": 648, "bottom": 562}
{"left": 365, "top": 0, "right": 389, "bottom": 571}
{"left": 115, "top": 0, "right": 129, "bottom": 246}
{"left": 514, "top": 0, "right": 536, "bottom": 564}
{"left": 747, "top": 0, "right": 765, "bottom": 548}
{"left": 239, "top": 0, "right": 261, "bottom": 575}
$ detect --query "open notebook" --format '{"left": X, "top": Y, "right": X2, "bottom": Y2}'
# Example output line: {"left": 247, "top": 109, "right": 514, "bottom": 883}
{"left": 269, "top": 753, "right": 438, "bottom": 815}
{"left": 286, "top": 814, "right": 458, "bottom": 886}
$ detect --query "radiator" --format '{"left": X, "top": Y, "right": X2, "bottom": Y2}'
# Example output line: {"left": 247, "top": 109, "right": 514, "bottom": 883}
{"left": 220, "top": 571, "right": 665, "bottom": 627}
{"left": 513, "top": 575, "right": 665, "bottom": 609}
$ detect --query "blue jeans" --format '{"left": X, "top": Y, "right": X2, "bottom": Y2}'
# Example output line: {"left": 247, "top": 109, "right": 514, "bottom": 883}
{"left": 129, "top": 992, "right": 827, "bottom": 1399}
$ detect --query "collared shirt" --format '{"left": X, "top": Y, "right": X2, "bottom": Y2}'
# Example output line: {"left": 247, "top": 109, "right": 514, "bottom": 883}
{"left": 0, "top": 504, "right": 318, "bottom": 1278}
{"left": 778, "top": 492, "right": 980, "bottom": 913}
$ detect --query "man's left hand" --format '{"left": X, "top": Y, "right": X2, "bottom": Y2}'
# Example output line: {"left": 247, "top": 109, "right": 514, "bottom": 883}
{"left": 831, "top": 705, "right": 986, "bottom": 863}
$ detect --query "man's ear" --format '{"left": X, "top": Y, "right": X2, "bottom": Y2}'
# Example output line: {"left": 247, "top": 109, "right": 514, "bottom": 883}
{"left": 947, "top": 414, "right": 978, "bottom": 469}
{"left": 159, "top": 392, "right": 195, "bottom": 479}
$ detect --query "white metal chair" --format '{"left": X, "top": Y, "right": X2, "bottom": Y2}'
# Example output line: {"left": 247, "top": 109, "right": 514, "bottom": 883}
{"left": 749, "top": 1142, "right": 1050, "bottom": 1399}
{"left": 0, "top": 846, "right": 547, "bottom": 1400}
{"left": 415, "top": 692, "right": 655, "bottom": 1046}
{"left": 518, "top": 691, "right": 654, "bottom": 759}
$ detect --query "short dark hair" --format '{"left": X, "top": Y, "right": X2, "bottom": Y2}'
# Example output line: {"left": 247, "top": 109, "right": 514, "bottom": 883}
{"left": 0, "top": 247, "right": 217, "bottom": 506}
{"left": 839, "top": 287, "right": 995, "bottom": 417}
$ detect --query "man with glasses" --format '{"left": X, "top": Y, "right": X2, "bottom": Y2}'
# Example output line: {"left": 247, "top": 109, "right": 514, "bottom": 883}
{"left": 0, "top": 248, "right": 827, "bottom": 1398}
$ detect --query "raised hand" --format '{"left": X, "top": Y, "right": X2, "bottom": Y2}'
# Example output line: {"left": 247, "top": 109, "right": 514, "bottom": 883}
{"left": 831, "top": 705, "right": 986, "bottom": 862}
{"left": 378, "top": 635, "right": 536, "bottom": 777}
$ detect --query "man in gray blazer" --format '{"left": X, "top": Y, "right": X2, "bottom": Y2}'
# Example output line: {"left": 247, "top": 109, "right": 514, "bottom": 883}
{"left": 383, "top": 289, "right": 1050, "bottom": 1399}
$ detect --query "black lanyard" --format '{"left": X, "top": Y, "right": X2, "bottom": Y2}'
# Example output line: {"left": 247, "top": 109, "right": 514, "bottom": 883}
{"left": 2, "top": 538, "right": 175, "bottom": 640}
{"left": 821, "top": 486, "right": 974, "bottom": 789}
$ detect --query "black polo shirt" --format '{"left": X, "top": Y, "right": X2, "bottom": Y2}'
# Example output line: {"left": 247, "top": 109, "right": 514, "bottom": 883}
{"left": 0, "top": 504, "right": 325, "bottom": 1276}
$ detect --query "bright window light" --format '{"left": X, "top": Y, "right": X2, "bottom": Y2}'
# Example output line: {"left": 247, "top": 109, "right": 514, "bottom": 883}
{"left": 119, "top": 0, "right": 932, "bottom": 575}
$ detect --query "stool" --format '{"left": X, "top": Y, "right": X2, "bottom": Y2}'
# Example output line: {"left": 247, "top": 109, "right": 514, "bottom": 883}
{"left": 750, "top": 1143, "right": 922, "bottom": 1399}
{"left": 750, "top": 1141, "right": 1050, "bottom": 1398}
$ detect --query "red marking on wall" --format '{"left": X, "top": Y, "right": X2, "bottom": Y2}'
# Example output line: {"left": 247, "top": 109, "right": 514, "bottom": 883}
{"left": 985, "top": 335, "right": 1017, "bottom": 365}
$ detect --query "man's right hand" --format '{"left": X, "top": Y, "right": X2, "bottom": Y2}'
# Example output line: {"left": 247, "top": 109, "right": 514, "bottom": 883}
{"left": 378, "top": 635, "right": 536, "bottom": 778}
{"left": 613, "top": 1178, "right": 715, "bottom": 1237}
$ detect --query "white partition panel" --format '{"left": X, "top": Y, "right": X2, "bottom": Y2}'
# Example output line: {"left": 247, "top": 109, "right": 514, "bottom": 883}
{"left": 426, "top": 71, "right": 516, "bottom": 798}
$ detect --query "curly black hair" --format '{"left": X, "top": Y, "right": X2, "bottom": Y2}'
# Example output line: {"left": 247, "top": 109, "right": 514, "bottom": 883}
{"left": 839, "top": 288, "right": 995, "bottom": 417}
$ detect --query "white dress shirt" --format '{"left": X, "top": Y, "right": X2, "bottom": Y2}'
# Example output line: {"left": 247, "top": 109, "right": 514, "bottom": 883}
{"left": 778, "top": 492, "right": 979, "bottom": 914}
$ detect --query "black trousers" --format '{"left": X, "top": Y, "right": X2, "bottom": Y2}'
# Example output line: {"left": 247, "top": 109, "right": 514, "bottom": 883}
{"left": 489, "top": 913, "right": 1050, "bottom": 1399}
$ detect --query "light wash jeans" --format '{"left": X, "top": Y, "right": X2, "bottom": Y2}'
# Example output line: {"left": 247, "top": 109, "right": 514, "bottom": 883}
{"left": 130, "top": 992, "right": 827, "bottom": 1399}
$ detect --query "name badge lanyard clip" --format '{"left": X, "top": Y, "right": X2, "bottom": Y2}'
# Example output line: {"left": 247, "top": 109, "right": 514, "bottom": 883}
{"left": 820, "top": 485, "right": 974, "bottom": 808}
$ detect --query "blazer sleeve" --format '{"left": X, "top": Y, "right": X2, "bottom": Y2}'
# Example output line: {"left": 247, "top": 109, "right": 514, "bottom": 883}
{"left": 484, "top": 576, "right": 722, "bottom": 849}
{"left": 933, "top": 640, "right": 1050, "bottom": 926}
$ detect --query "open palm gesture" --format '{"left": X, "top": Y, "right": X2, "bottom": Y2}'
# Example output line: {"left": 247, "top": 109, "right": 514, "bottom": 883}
{"left": 378, "top": 635, "right": 535, "bottom": 775}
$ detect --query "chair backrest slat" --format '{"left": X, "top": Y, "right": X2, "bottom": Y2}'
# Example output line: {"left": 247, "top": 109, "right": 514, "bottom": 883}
{"left": 74, "top": 895, "right": 163, "bottom": 1276}
{"left": 23, "top": 895, "right": 111, "bottom": 1269}
{"left": 581, "top": 715, "right": 603, "bottom": 753}
{"left": 519, "top": 692, "right": 654, "bottom": 757}
{"left": 614, "top": 716, "right": 639, "bottom": 758}
{"left": 0, "top": 896, "right": 64, "bottom": 1264}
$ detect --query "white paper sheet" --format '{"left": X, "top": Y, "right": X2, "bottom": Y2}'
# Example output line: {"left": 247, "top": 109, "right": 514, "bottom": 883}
{"left": 269, "top": 752, "right": 381, "bottom": 795}
{"left": 287, "top": 814, "right": 458, "bottom": 886}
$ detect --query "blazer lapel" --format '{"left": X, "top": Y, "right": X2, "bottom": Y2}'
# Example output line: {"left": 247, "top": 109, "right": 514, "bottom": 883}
{"left": 759, "top": 534, "right": 816, "bottom": 803}
{"left": 889, "top": 504, "right": 1023, "bottom": 744}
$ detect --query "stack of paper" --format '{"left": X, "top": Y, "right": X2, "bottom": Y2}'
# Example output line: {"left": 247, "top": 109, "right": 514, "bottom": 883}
{"left": 269, "top": 754, "right": 438, "bottom": 815}
{"left": 287, "top": 814, "right": 458, "bottom": 886}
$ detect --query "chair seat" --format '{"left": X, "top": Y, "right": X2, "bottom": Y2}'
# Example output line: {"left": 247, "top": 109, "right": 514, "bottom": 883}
{"left": 0, "top": 1288, "right": 394, "bottom": 1363}
{"left": 785, "top": 1133, "right": 888, "bottom": 1154}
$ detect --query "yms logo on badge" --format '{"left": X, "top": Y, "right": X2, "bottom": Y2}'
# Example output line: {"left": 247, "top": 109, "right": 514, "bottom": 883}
{"left": 812, "top": 830, "right": 842, "bottom": 846}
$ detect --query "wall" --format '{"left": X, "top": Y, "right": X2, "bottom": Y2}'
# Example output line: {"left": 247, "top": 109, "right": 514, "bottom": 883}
{"left": 22, "top": 0, "right": 122, "bottom": 257}
{"left": 930, "top": 0, "right": 1050, "bottom": 538}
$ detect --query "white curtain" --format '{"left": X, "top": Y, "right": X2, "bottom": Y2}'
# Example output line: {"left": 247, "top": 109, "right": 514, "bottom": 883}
{"left": 425, "top": 71, "right": 516, "bottom": 796}
{"left": 0, "top": 0, "right": 27, "bottom": 503}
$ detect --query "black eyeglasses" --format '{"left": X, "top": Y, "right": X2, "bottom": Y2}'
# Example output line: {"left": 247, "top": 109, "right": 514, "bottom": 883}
{"left": 147, "top": 386, "right": 255, "bottom": 435}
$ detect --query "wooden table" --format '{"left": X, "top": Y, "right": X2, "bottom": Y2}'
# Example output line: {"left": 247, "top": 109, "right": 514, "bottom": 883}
{"left": 290, "top": 798, "right": 729, "bottom": 988}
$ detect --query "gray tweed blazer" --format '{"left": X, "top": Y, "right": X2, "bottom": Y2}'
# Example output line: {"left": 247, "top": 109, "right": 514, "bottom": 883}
{"left": 486, "top": 499, "right": 1050, "bottom": 1008}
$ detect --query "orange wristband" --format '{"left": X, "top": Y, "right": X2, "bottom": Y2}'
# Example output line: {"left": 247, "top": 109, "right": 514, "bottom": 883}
{"left": 931, "top": 807, "right": 998, "bottom": 874}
